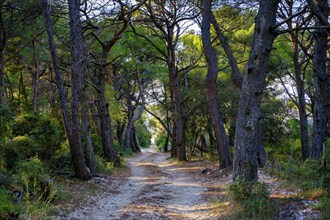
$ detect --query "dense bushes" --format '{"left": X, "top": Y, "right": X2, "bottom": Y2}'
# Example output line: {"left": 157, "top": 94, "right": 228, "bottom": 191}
{"left": 12, "top": 113, "right": 64, "bottom": 160}
{"left": 229, "top": 180, "right": 277, "bottom": 219}
{"left": 0, "top": 113, "right": 64, "bottom": 218}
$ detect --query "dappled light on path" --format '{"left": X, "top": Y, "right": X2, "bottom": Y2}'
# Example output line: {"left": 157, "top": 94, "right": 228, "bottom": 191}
{"left": 65, "top": 149, "right": 227, "bottom": 219}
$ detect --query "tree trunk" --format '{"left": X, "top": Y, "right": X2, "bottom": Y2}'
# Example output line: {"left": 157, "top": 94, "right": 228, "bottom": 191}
{"left": 116, "top": 120, "right": 125, "bottom": 146}
{"left": 132, "top": 126, "right": 141, "bottom": 152}
{"left": 312, "top": 92, "right": 326, "bottom": 159}
{"left": 201, "top": 0, "right": 232, "bottom": 169}
{"left": 42, "top": 0, "right": 90, "bottom": 180}
{"left": 32, "top": 57, "right": 41, "bottom": 112}
{"left": 289, "top": 32, "right": 310, "bottom": 159}
{"left": 170, "top": 81, "right": 178, "bottom": 158}
{"left": 315, "top": 0, "right": 330, "bottom": 137}
{"left": 96, "top": 71, "right": 120, "bottom": 165}
{"left": 164, "top": 132, "right": 169, "bottom": 152}
{"left": 82, "top": 105, "right": 96, "bottom": 175}
{"left": 233, "top": 0, "right": 280, "bottom": 182}
{"left": 256, "top": 123, "right": 267, "bottom": 167}
{"left": 68, "top": 0, "right": 91, "bottom": 180}
{"left": 124, "top": 94, "right": 144, "bottom": 152}
{"left": 0, "top": 2, "right": 5, "bottom": 105}
{"left": 169, "top": 60, "right": 186, "bottom": 161}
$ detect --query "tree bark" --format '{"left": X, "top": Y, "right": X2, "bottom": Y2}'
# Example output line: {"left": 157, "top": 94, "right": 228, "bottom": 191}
{"left": 124, "top": 88, "right": 145, "bottom": 152}
{"left": 312, "top": 90, "right": 326, "bottom": 159}
{"left": 233, "top": 0, "right": 280, "bottom": 182}
{"left": 116, "top": 119, "right": 125, "bottom": 147}
{"left": 0, "top": 1, "right": 6, "bottom": 105}
{"left": 314, "top": 0, "right": 330, "bottom": 136}
{"left": 168, "top": 51, "right": 186, "bottom": 161}
{"left": 96, "top": 58, "right": 120, "bottom": 165}
{"left": 32, "top": 39, "right": 42, "bottom": 112}
{"left": 201, "top": 0, "right": 232, "bottom": 169}
{"left": 82, "top": 104, "right": 96, "bottom": 175}
{"left": 289, "top": 32, "right": 310, "bottom": 160}
{"left": 311, "top": 0, "right": 328, "bottom": 158}
{"left": 42, "top": 0, "right": 90, "bottom": 180}
{"left": 68, "top": 0, "right": 91, "bottom": 180}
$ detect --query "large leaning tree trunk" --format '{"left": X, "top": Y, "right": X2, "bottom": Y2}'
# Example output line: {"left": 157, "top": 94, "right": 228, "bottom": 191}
{"left": 233, "top": 0, "right": 280, "bottom": 182}
{"left": 0, "top": 1, "right": 6, "bottom": 105}
{"left": 201, "top": 0, "right": 232, "bottom": 169}
{"left": 42, "top": 0, "right": 91, "bottom": 180}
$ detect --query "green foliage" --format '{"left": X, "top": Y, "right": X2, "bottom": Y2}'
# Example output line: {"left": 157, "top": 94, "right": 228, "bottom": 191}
{"left": 0, "top": 188, "right": 19, "bottom": 219}
{"left": 12, "top": 113, "right": 64, "bottom": 160}
{"left": 114, "top": 141, "right": 132, "bottom": 157}
{"left": 48, "top": 143, "right": 73, "bottom": 175}
{"left": 135, "top": 120, "right": 151, "bottom": 148}
{"left": 95, "top": 155, "right": 115, "bottom": 175}
{"left": 320, "top": 139, "right": 330, "bottom": 193}
{"left": 229, "top": 181, "right": 277, "bottom": 219}
{"left": 0, "top": 105, "right": 14, "bottom": 141}
{"left": 91, "top": 134, "right": 104, "bottom": 158}
{"left": 155, "top": 132, "right": 167, "bottom": 148}
{"left": 317, "top": 196, "right": 330, "bottom": 220}
{"left": 269, "top": 157, "right": 321, "bottom": 190}
{"left": 19, "top": 175, "right": 56, "bottom": 220}
{"left": 15, "top": 156, "right": 47, "bottom": 183}
{"left": 2, "top": 135, "right": 38, "bottom": 170}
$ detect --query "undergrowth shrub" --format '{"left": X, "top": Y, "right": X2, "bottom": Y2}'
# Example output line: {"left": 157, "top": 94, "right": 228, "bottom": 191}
{"left": 229, "top": 180, "right": 277, "bottom": 219}
{"left": 2, "top": 135, "right": 38, "bottom": 170}
{"left": 12, "top": 113, "right": 64, "bottom": 160}
{"left": 0, "top": 157, "right": 57, "bottom": 219}
{"left": 317, "top": 196, "right": 330, "bottom": 220}
{"left": 49, "top": 143, "right": 73, "bottom": 175}
{"left": 95, "top": 155, "right": 114, "bottom": 174}
{"left": 91, "top": 134, "right": 103, "bottom": 157}
{"left": 15, "top": 156, "right": 47, "bottom": 184}
{"left": 0, "top": 188, "right": 19, "bottom": 219}
{"left": 114, "top": 141, "right": 132, "bottom": 157}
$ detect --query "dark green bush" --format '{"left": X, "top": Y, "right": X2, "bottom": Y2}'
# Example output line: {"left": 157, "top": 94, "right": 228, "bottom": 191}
{"left": 229, "top": 180, "right": 276, "bottom": 219}
{"left": 317, "top": 196, "right": 330, "bottom": 220}
{"left": 12, "top": 113, "right": 64, "bottom": 160}
{"left": 114, "top": 140, "right": 132, "bottom": 157}
{"left": 48, "top": 143, "right": 73, "bottom": 175}
{"left": 0, "top": 105, "right": 14, "bottom": 141}
{"left": 15, "top": 156, "right": 47, "bottom": 183}
{"left": 2, "top": 135, "right": 38, "bottom": 170}
{"left": 0, "top": 188, "right": 19, "bottom": 219}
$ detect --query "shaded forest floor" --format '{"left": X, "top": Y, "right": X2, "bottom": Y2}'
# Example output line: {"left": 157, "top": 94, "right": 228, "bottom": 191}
{"left": 55, "top": 148, "right": 320, "bottom": 219}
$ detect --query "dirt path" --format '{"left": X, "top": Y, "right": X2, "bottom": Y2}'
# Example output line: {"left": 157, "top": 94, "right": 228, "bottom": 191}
{"left": 66, "top": 148, "right": 223, "bottom": 220}
{"left": 60, "top": 149, "right": 320, "bottom": 220}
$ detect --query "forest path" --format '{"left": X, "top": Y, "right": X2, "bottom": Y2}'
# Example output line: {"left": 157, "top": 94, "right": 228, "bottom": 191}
{"left": 66, "top": 148, "right": 226, "bottom": 220}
